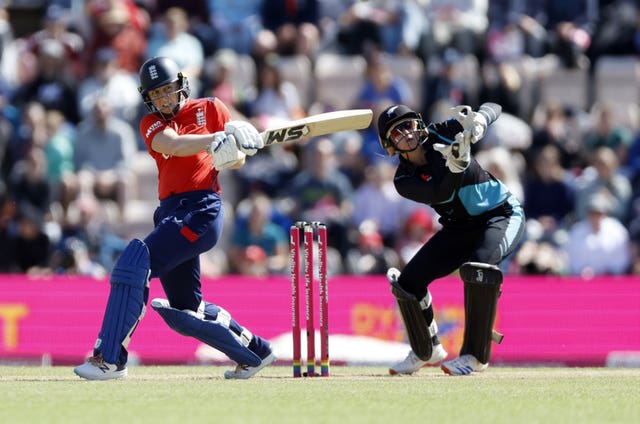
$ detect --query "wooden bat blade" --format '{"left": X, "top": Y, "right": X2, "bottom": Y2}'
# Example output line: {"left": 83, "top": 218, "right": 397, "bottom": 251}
{"left": 261, "top": 109, "right": 373, "bottom": 146}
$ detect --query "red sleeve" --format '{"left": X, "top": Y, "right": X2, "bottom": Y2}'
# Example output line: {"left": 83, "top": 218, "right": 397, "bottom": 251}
{"left": 206, "top": 97, "right": 232, "bottom": 132}
{"left": 139, "top": 114, "right": 167, "bottom": 152}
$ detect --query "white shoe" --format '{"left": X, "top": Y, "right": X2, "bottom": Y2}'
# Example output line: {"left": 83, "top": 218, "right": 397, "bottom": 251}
{"left": 74, "top": 355, "right": 128, "bottom": 380}
{"left": 224, "top": 352, "right": 277, "bottom": 380}
{"left": 389, "top": 344, "right": 448, "bottom": 375}
{"left": 440, "top": 354, "right": 488, "bottom": 376}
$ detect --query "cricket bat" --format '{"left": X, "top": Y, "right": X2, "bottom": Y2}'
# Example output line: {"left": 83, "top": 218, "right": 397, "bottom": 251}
{"left": 261, "top": 109, "right": 373, "bottom": 146}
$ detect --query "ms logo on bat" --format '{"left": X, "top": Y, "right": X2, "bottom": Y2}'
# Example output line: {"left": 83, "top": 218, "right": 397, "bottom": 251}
{"left": 264, "top": 124, "right": 310, "bottom": 145}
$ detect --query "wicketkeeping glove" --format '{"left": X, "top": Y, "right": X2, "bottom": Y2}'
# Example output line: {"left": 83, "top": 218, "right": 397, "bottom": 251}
{"left": 211, "top": 131, "right": 241, "bottom": 170}
{"left": 224, "top": 121, "right": 264, "bottom": 156}
{"left": 451, "top": 103, "right": 502, "bottom": 145}
{"left": 433, "top": 131, "right": 470, "bottom": 173}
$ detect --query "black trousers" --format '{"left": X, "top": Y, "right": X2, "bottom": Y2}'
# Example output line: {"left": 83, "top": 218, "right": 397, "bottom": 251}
{"left": 398, "top": 210, "right": 524, "bottom": 299}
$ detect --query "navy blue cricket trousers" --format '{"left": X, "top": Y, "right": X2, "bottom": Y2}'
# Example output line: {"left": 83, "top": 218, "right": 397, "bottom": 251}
{"left": 144, "top": 190, "right": 224, "bottom": 311}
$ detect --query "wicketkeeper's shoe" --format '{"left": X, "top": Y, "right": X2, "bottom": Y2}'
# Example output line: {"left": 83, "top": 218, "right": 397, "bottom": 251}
{"left": 389, "top": 343, "right": 448, "bottom": 375}
{"left": 74, "top": 354, "right": 128, "bottom": 380}
{"left": 440, "top": 354, "right": 488, "bottom": 376}
{"left": 224, "top": 351, "right": 277, "bottom": 380}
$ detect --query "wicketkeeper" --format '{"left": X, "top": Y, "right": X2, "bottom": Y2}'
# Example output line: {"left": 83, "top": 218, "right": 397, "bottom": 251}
{"left": 74, "top": 57, "right": 276, "bottom": 380}
{"left": 377, "top": 102, "right": 525, "bottom": 375}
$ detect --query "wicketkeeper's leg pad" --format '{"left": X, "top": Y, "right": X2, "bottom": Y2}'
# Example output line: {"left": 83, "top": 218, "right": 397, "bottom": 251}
{"left": 388, "top": 268, "right": 435, "bottom": 361}
{"left": 97, "top": 239, "right": 151, "bottom": 364}
{"left": 459, "top": 262, "right": 503, "bottom": 364}
{"left": 151, "top": 298, "right": 261, "bottom": 367}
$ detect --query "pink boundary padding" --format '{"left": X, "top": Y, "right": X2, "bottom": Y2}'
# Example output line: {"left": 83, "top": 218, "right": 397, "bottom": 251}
{"left": 0, "top": 274, "right": 638, "bottom": 366}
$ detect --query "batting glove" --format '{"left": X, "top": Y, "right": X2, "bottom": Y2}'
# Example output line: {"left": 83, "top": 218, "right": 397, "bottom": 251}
{"left": 225, "top": 121, "right": 263, "bottom": 156}
{"left": 211, "top": 131, "right": 241, "bottom": 170}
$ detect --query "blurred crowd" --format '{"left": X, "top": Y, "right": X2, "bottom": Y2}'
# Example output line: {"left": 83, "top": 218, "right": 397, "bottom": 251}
{"left": 1, "top": 0, "right": 640, "bottom": 279}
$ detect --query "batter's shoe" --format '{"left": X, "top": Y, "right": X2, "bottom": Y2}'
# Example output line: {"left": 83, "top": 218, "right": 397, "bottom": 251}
{"left": 224, "top": 351, "right": 277, "bottom": 380}
{"left": 74, "top": 354, "right": 127, "bottom": 380}
{"left": 389, "top": 343, "right": 448, "bottom": 375}
{"left": 440, "top": 354, "right": 488, "bottom": 376}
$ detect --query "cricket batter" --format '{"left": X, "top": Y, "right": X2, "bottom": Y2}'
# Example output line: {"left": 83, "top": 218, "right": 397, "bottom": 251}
{"left": 74, "top": 56, "right": 276, "bottom": 380}
{"left": 377, "top": 103, "right": 524, "bottom": 375}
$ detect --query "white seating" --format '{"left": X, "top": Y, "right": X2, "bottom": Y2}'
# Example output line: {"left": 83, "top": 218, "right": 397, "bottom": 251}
{"left": 594, "top": 55, "right": 640, "bottom": 104}
{"left": 539, "top": 66, "right": 589, "bottom": 111}
{"left": 593, "top": 56, "right": 640, "bottom": 130}
{"left": 314, "top": 53, "right": 366, "bottom": 110}
{"left": 277, "top": 54, "right": 314, "bottom": 111}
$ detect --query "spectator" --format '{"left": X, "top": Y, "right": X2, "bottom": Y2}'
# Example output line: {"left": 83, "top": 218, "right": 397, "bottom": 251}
{"left": 529, "top": 101, "right": 587, "bottom": 170}
{"left": 42, "top": 109, "right": 75, "bottom": 210}
{"left": 334, "top": 1, "right": 410, "bottom": 55}
{"left": 523, "top": 144, "right": 576, "bottom": 225}
{"left": 49, "top": 235, "right": 107, "bottom": 278}
{"left": 626, "top": 198, "right": 640, "bottom": 274}
{"left": 282, "top": 136, "right": 354, "bottom": 256}
{"left": 5, "top": 203, "right": 52, "bottom": 274}
{"left": 345, "top": 219, "right": 401, "bottom": 274}
{"left": 562, "top": 193, "right": 631, "bottom": 277}
{"left": 234, "top": 140, "right": 299, "bottom": 199}
{"left": 57, "top": 194, "right": 127, "bottom": 273}
{"left": 86, "top": 2, "right": 147, "bottom": 74}
{"left": 350, "top": 160, "right": 414, "bottom": 246}
{"left": 0, "top": 193, "right": 15, "bottom": 272}
{"left": 11, "top": 39, "right": 80, "bottom": 124}
{"left": 260, "top": 0, "right": 320, "bottom": 57}
{"left": 477, "top": 60, "right": 522, "bottom": 119}
{"left": 0, "top": 80, "right": 16, "bottom": 181}
{"left": 355, "top": 49, "right": 414, "bottom": 112}
{"left": 62, "top": 97, "right": 138, "bottom": 217}
{"left": 333, "top": 129, "right": 368, "bottom": 188}
{"left": 77, "top": 47, "right": 142, "bottom": 124}
{"left": 516, "top": 146, "right": 575, "bottom": 275}
{"left": 584, "top": 101, "right": 634, "bottom": 166}
{"left": 623, "top": 131, "right": 640, "bottom": 189}
{"left": 148, "top": 0, "right": 213, "bottom": 55}
{"left": 6, "top": 102, "right": 49, "bottom": 177}
{"left": 248, "top": 54, "right": 305, "bottom": 125}
{"left": 423, "top": 48, "right": 475, "bottom": 118}
{"left": 573, "top": 146, "right": 632, "bottom": 223}
{"left": 354, "top": 50, "right": 413, "bottom": 163}
{"left": 538, "top": 1, "right": 597, "bottom": 69}
{"left": 420, "top": 0, "right": 489, "bottom": 58}
{"left": 7, "top": 146, "right": 51, "bottom": 218}
{"left": 587, "top": 0, "right": 639, "bottom": 68}
{"left": 207, "top": 0, "right": 264, "bottom": 55}
{"left": 514, "top": 232, "right": 568, "bottom": 275}
{"left": 203, "top": 49, "right": 241, "bottom": 108}
{"left": 0, "top": 5, "right": 14, "bottom": 83}
{"left": 146, "top": 7, "right": 205, "bottom": 96}
{"left": 394, "top": 207, "right": 437, "bottom": 267}
{"left": 23, "top": 4, "right": 85, "bottom": 79}
{"left": 228, "top": 192, "right": 289, "bottom": 275}
{"left": 475, "top": 146, "right": 525, "bottom": 203}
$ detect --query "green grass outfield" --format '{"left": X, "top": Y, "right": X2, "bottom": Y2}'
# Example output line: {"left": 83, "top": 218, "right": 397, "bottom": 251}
{"left": 1, "top": 365, "right": 639, "bottom": 424}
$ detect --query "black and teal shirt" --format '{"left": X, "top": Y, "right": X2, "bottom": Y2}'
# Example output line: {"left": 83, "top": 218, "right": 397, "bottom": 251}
{"left": 394, "top": 118, "right": 521, "bottom": 229}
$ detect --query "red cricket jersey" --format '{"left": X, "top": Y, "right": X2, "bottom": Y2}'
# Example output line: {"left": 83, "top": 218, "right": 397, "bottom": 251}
{"left": 139, "top": 97, "right": 231, "bottom": 199}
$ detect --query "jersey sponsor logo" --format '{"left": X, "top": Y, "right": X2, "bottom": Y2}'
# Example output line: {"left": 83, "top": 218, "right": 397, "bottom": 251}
{"left": 145, "top": 120, "right": 163, "bottom": 138}
{"left": 264, "top": 124, "right": 309, "bottom": 145}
